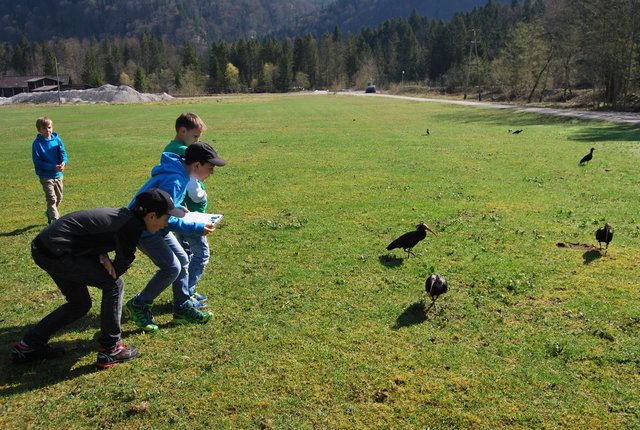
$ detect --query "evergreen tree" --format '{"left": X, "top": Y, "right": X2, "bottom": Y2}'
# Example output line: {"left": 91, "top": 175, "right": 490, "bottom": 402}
{"left": 294, "top": 33, "right": 319, "bottom": 88}
{"left": 182, "top": 41, "right": 199, "bottom": 70}
{"left": 277, "top": 38, "right": 293, "bottom": 92}
{"left": 208, "top": 41, "right": 229, "bottom": 92}
{"left": 43, "top": 44, "right": 57, "bottom": 75}
{"left": 81, "top": 50, "right": 103, "bottom": 87}
{"left": 11, "top": 36, "right": 32, "bottom": 75}
{"left": 133, "top": 67, "right": 147, "bottom": 92}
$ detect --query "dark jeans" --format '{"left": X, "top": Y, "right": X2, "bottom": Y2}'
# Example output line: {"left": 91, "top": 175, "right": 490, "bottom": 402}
{"left": 25, "top": 240, "right": 124, "bottom": 350}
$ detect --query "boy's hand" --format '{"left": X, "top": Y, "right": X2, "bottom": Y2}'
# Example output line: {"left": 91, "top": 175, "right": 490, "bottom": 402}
{"left": 99, "top": 254, "right": 116, "bottom": 279}
{"left": 203, "top": 223, "right": 216, "bottom": 235}
{"left": 55, "top": 162, "right": 65, "bottom": 172}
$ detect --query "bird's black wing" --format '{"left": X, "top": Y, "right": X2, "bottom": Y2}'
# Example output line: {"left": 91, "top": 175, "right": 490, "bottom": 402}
{"left": 387, "top": 231, "right": 418, "bottom": 250}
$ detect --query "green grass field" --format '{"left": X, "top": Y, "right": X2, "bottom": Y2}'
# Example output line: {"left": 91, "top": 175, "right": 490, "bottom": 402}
{"left": 0, "top": 94, "right": 639, "bottom": 429}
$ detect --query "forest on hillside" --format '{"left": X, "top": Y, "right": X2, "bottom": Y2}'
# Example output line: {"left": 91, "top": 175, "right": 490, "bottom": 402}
{"left": 0, "top": 0, "right": 486, "bottom": 44}
{"left": 1, "top": 0, "right": 639, "bottom": 110}
{"left": 0, "top": 0, "right": 333, "bottom": 43}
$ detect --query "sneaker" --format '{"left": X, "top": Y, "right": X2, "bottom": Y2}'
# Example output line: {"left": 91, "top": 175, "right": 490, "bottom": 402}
{"left": 192, "top": 292, "right": 208, "bottom": 302}
{"left": 191, "top": 298, "right": 207, "bottom": 309}
{"left": 96, "top": 342, "right": 138, "bottom": 370}
{"left": 11, "top": 340, "right": 65, "bottom": 364}
{"left": 124, "top": 298, "right": 158, "bottom": 332}
{"left": 174, "top": 300, "right": 213, "bottom": 325}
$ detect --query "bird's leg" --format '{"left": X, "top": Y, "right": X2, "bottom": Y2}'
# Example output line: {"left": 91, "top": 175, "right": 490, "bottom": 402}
{"left": 425, "top": 299, "right": 436, "bottom": 314}
{"left": 605, "top": 243, "right": 609, "bottom": 256}
{"left": 430, "top": 296, "right": 439, "bottom": 312}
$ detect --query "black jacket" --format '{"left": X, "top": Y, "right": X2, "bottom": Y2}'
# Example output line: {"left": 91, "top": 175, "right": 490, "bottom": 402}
{"left": 35, "top": 208, "right": 145, "bottom": 278}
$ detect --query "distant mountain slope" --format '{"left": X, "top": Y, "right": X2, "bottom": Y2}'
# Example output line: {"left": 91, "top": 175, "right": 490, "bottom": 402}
{"left": 1, "top": 0, "right": 506, "bottom": 44}
{"left": 278, "top": 0, "right": 510, "bottom": 37}
{"left": 0, "top": 0, "right": 332, "bottom": 43}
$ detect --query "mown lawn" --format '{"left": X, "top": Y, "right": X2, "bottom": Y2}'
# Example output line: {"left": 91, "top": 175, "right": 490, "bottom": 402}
{"left": 0, "top": 94, "right": 639, "bottom": 429}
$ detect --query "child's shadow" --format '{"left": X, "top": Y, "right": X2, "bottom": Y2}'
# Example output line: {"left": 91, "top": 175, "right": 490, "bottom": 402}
{"left": 0, "top": 323, "right": 97, "bottom": 396}
{"left": 0, "top": 225, "right": 40, "bottom": 237}
{"left": 378, "top": 254, "right": 404, "bottom": 268}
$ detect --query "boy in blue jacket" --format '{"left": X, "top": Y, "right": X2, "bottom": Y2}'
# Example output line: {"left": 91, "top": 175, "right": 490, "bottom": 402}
{"left": 32, "top": 117, "right": 68, "bottom": 223}
{"left": 125, "top": 142, "right": 226, "bottom": 331}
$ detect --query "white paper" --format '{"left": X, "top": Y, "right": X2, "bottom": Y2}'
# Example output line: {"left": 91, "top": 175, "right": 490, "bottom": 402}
{"left": 182, "top": 212, "right": 224, "bottom": 226}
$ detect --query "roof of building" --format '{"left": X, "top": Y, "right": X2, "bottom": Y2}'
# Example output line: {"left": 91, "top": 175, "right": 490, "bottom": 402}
{"left": 0, "top": 75, "right": 71, "bottom": 88}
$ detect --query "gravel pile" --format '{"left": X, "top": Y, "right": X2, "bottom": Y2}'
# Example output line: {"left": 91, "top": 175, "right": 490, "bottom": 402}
{"left": 0, "top": 84, "right": 173, "bottom": 105}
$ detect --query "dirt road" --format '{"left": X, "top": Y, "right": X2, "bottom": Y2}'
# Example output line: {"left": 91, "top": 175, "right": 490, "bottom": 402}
{"left": 348, "top": 92, "right": 640, "bottom": 124}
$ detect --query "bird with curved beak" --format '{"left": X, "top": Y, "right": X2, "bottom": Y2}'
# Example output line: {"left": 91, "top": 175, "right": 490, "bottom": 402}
{"left": 580, "top": 147, "right": 595, "bottom": 165}
{"left": 386, "top": 222, "right": 436, "bottom": 258}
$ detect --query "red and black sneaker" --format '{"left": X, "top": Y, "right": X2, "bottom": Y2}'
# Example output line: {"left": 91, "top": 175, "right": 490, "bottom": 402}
{"left": 10, "top": 340, "right": 65, "bottom": 364}
{"left": 96, "top": 342, "right": 138, "bottom": 370}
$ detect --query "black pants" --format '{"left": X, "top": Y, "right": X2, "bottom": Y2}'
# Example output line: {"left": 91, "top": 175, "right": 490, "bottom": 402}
{"left": 25, "top": 240, "right": 124, "bottom": 350}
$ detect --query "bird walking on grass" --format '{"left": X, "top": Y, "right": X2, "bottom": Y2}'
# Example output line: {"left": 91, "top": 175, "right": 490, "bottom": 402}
{"left": 595, "top": 223, "right": 613, "bottom": 255}
{"left": 386, "top": 222, "right": 436, "bottom": 257}
{"left": 580, "top": 148, "right": 595, "bottom": 165}
{"left": 511, "top": 129, "right": 524, "bottom": 134}
{"left": 425, "top": 274, "right": 448, "bottom": 306}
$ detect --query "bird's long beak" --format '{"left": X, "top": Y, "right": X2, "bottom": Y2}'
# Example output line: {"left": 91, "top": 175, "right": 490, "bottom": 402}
{"left": 425, "top": 224, "right": 437, "bottom": 236}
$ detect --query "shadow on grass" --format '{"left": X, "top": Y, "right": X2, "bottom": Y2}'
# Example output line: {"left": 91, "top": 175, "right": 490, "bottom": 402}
{"left": 431, "top": 108, "right": 640, "bottom": 142}
{"left": 0, "top": 307, "right": 170, "bottom": 396}
{"left": 583, "top": 249, "right": 603, "bottom": 264}
{"left": 569, "top": 123, "right": 640, "bottom": 142}
{"left": 0, "top": 322, "right": 97, "bottom": 396}
{"left": 393, "top": 300, "right": 433, "bottom": 330}
{"left": 378, "top": 254, "right": 404, "bottom": 268}
{"left": 0, "top": 225, "right": 40, "bottom": 237}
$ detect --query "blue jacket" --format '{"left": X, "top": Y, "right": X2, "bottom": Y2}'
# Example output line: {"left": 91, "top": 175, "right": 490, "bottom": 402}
{"left": 32, "top": 132, "right": 68, "bottom": 179}
{"left": 128, "top": 152, "right": 205, "bottom": 236}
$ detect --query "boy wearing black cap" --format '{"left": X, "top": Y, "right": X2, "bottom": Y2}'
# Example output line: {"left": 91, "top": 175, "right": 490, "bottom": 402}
{"left": 10, "top": 188, "right": 181, "bottom": 369}
{"left": 125, "top": 142, "right": 226, "bottom": 331}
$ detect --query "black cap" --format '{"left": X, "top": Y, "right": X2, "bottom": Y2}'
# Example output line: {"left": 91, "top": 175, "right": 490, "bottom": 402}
{"left": 184, "top": 142, "right": 227, "bottom": 166}
{"left": 134, "top": 188, "right": 185, "bottom": 218}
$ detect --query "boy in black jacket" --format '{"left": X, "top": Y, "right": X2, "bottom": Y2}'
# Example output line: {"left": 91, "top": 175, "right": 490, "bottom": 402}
{"left": 10, "top": 188, "right": 184, "bottom": 369}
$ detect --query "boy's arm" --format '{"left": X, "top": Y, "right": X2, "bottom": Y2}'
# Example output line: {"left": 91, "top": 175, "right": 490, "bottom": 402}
{"left": 111, "top": 218, "right": 142, "bottom": 278}
{"left": 32, "top": 141, "right": 58, "bottom": 172}
{"left": 58, "top": 137, "right": 68, "bottom": 164}
{"left": 186, "top": 178, "right": 207, "bottom": 203}
{"left": 168, "top": 217, "right": 206, "bottom": 235}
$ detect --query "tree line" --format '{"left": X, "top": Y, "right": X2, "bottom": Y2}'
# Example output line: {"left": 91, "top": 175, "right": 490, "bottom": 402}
{"left": 1, "top": 0, "right": 638, "bottom": 110}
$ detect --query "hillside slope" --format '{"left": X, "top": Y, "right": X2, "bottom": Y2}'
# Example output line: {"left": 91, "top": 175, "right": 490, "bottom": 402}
{"left": 278, "top": 0, "right": 509, "bottom": 37}
{"left": 0, "top": 0, "right": 330, "bottom": 43}
{"left": 2, "top": 0, "right": 503, "bottom": 43}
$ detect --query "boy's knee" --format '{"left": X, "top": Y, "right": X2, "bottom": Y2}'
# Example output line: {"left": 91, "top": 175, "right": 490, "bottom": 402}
{"left": 160, "top": 260, "right": 182, "bottom": 280}
{"left": 69, "top": 296, "right": 92, "bottom": 317}
{"left": 200, "top": 253, "right": 210, "bottom": 266}
{"left": 98, "top": 277, "right": 124, "bottom": 293}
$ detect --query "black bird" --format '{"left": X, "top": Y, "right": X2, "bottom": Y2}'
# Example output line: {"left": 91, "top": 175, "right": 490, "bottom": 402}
{"left": 579, "top": 147, "right": 595, "bottom": 165}
{"left": 595, "top": 223, "right": 613, "bottom": 255}
{"left": 425, "top": 274, "right": 448, "bottom": 305}
{"left": 511, "top": 129, "right": 524, "bottom": 134}
{"left": 386, "top": 222, "right": 436, "bottom": 257}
